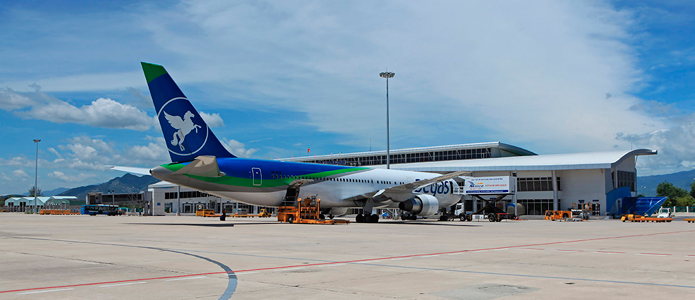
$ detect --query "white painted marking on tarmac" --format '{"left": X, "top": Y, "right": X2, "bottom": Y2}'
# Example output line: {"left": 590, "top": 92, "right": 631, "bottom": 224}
{"left": 354, "top": 261, "right": 375, "bottom": 264}
{"left": 239, "top": 271, "right": 260, "bottom": 275}
{"left": 318, "top": 263, "right": 346, "bottom": 267}
{"left": 165, "top": 276, "right": 206, "bottom": 281}
{"left": 390, "top": 257, "right": 413, "bottom": 261}
{"left": 279, "top": 267, "right": 305, "bottom": 271}
{"left": 594, "top": 251, "right": 623, "bottom": 255}
{"left": 18, "top": 288, "right": 74, "bottom": 295}
{"left": 446, "top": 252, "right": 463, "bottom": 255}
{"left": 99, "top": 282, "right": 147, "bottom": 288}
{"left": 420, "top": 255, "right": 440, "bottom": 258}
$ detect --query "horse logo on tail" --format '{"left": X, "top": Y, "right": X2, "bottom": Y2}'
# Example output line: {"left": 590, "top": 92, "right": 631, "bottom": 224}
{"left": 164, "top": 111, "right": 202, "bottom": 151}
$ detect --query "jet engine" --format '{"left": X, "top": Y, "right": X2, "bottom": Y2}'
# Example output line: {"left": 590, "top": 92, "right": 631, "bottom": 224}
{"left": 398, "top": 194, "right": 440, "bottom": 216}
{"left": 329, "top": 207, "right": 348, "bottom": 216}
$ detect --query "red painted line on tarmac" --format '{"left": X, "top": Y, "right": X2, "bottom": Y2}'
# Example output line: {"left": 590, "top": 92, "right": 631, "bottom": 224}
{"left": 638, "top": 253, "right": 671, "bottom": 256}
{"left": 3, "top": 229, "right": 694, "bottom": 295}
{"left": 519, "top": 248, "right": 544, "bottom": 250}
{"left": 596, "top": 251, "right": 626, "bottom": 254}
{"left": 557, "top": 249, "right": 583, "bottom": 252}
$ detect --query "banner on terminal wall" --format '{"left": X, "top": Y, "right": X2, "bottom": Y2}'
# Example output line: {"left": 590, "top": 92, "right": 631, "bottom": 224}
{"left": 463, "top": 176, "right": 513, "bottom": 194}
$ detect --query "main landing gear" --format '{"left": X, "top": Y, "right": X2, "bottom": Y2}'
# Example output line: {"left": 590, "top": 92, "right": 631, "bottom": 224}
{"left": 356, "top": 213, "right": 379, "bottom": 223}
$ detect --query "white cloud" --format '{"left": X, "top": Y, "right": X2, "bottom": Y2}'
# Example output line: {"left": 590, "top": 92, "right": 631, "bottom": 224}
{"left": 618, "top": 114, "right": 695, "bottom": 174}
{"left": 222, "top": 139, "right": 257, "bottom": 158}
{"left": 0, "top": 1, "right": 693, "bottom": 177}
{"left": 124, "top": 136, "right": 169, "bottom": 165}
{"left": 48, "top": 171, "right": 69, "bottom": 181}
{"left": 200, "top": 111, "right": 225, "bottom": 128}
{"left": 12, "top": 169, "right": 29, "bottom": 179}
{"left": 20, "top": 97, "right": 153, "bottom": 131}
{"left": 0, "top": 88, "right": 34, "bottom": 111}
{"left": 132, "top": 1, "right": 664, "bottom": 155}
{"left": 0, "top": 87, "right": 154, "bottom": 131}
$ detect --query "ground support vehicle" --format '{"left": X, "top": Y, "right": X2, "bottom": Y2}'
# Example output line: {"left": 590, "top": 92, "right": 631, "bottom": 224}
{"left": 39, "top": 209, "right": 77, "bottom": 215}
{"left": 80, "top": 205, "right": 120, "bottom": 216}
{"left": 277, "top": 196, "right": 350, "bottom": 225}
{"left": 545, "top": 210, "right": 572, "bottom": 221}
{"left": 685, "top": 218, "right": 695, "bottom": 223}
{"left": 196, "top": 209, "right": 216, "bottom": 217}
{"left": 457, "top": 195, "right": 516, "bottom": 222}
{"left": 657, "top": 207, "right": 674, "bottom": 218}
{"left": 227, "top": 208, "right": 272, "bottom": 218}
{"left": 570, "top": 209, "right": 590, "bottom": 221}
{"left": 621, "top": 214, "right": 673, "bottom": 222}
{"left": 486, "top": 212, "right": 515, "bottom": 222}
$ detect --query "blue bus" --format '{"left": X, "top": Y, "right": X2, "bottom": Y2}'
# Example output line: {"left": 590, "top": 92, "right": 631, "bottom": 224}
{"left": 80, "top": 205, "right": 120, "bottom": 216}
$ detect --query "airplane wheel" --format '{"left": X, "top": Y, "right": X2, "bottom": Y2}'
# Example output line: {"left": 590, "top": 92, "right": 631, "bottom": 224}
{"left": 369, "top": 214, "right": 379, "bottom": 223}
{"left": 356, "top": 214, "right": 364, "bottom": 223}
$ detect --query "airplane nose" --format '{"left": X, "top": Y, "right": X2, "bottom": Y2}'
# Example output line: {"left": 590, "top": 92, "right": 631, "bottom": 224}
{"left": 150, "top": 166, "right": 173, "bottom": 180}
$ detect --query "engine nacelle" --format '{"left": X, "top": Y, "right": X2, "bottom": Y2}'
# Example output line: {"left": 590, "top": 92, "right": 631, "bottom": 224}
{"left": 398, "top": 194, "right": 439, "bottom": 216}
{"left": 329, "top": 207, "right": 348, "bottom": 216}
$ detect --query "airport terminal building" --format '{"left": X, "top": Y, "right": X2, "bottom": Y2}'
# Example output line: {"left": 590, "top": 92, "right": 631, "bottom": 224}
{"left": 147, "top": 142, "right": 656, "bottom": 216}
{"left": 283, "top": 142, "right": 656, "bottom": 216}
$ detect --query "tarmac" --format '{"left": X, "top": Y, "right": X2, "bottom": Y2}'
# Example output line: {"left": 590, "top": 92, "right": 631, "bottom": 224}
{"left": 1, "top": 213, "right": 695, "bottom": 299}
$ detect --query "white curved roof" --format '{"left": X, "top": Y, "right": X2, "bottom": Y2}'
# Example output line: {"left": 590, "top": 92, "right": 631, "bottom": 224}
{"left": 380, "top": 149, "right": 657, "bottom": 172}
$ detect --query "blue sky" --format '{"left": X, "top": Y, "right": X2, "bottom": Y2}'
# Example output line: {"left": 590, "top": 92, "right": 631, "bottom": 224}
{"left": 1, "top": 0, "right": 694, "bottom": 195}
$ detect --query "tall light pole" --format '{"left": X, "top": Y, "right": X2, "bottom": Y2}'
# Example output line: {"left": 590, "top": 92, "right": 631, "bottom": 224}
{"left": 33, "top": 139, "right": 41, "bottom": 214}
{"left": 109, "top": 190, "right": 115, "bottom": 207}
{"left": 379, "top": 71, "right": 395, "bottom": 169}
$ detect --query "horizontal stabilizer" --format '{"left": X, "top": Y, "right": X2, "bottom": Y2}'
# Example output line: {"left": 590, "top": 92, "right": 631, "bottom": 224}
{"left": 111, "top": 166, "right": 151, "bottom": 176}
{"left": 173, "top": 156, "right": 226, "bottom": 177}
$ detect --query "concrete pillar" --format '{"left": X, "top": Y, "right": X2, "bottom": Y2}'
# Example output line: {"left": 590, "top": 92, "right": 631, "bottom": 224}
{"left": 552, "top": 170, "right": 559, "bottom": 211}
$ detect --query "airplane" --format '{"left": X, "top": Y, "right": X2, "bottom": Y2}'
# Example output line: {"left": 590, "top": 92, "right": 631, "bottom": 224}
{"left": 129, "top": 62, "right": 466, "bottom": 223}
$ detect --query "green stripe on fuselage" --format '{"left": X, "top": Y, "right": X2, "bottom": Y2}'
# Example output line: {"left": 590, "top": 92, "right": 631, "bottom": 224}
{"left": 160, "top": 163, "right": 367, "bottom": 188}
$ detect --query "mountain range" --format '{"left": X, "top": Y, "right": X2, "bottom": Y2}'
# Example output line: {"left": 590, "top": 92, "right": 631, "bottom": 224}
{"left": 636, "top": 169, "right": 695, "bottom": 196}
{"left": 56, "top": 174, "right": 160, "bottom": 200}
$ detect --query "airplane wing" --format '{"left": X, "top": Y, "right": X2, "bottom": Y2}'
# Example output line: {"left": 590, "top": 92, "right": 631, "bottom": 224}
{"left": 111, "top": 166, "right": 151, "bottom": 176}
{"left": 343, "top": 170, "right": 468, "bottom": 203}
{"left": 164, "top": 111, "right": 184, "bottom": 129}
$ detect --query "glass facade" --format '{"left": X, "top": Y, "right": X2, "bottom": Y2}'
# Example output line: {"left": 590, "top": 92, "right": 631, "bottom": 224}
{"left": 612, "top": 171, "right": 636, "bottom": 192}
{"left": 517, "top": 199, "right": 555, "bottom": 215}
{"left": 295, "top": 147, "right": 493, "bottom": 166}
{"left": 517, "top": 177, "right": 561, "bottom": 192}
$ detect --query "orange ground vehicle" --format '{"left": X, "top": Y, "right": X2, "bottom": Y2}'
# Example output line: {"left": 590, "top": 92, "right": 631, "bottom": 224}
{"left": 621, "top": 214, "right": 672, "bottom": 223}
{"left": 545, "top": 210, "right": 571, "bottom": 221}
{"left": 277, "top": 196, "right": 349, "bottom": 224}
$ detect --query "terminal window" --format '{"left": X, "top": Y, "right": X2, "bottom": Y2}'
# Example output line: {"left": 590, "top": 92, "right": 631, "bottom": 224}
{"left": 612, "top": 171, "right": 636, "bottom": 192}
{"left": 517, "top": 177, "right": 561, "bottom": 192}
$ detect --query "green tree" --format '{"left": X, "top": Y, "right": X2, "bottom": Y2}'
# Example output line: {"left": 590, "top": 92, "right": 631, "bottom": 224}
{"left": 28, "top": 186, "right": 43, "bottom": 197}
{"left": 657, "top": 181, "right": 690, "bottom": 207}
{"left": 690, "top": 181, "right": 695, "bottom": 199}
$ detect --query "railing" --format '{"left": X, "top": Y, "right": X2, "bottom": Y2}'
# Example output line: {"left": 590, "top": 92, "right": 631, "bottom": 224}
{"left": 672, "top": 206, "right": 695, "bottom": 213}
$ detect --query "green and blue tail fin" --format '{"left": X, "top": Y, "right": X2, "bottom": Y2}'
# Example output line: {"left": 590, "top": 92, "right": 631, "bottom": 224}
{"left": 141, "top": 62, "right": 236, "bottom": 162}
